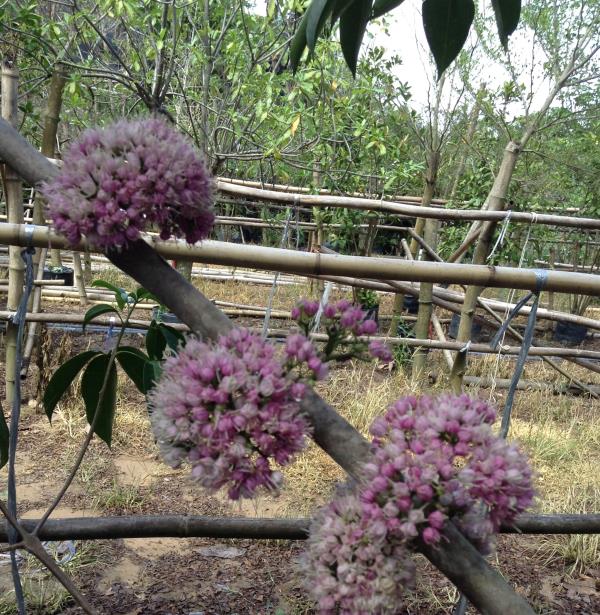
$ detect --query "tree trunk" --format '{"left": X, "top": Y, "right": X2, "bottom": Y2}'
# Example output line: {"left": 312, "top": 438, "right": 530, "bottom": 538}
{"left": 449, "top": 141, "right": 520, "bottom": 392}
{"left": 412, "top": 150, "right": 440, "bottom": 378}
{"left": 41, "top": 65, "right": 68, "bottom": 267}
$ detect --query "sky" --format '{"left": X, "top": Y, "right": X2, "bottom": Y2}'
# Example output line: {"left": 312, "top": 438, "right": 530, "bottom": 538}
{"left": 252, "top": 0, "right": 552, "bottom": 116}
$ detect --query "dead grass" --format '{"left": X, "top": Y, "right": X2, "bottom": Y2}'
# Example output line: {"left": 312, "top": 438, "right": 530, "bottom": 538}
{"left": 4, "top": 266, "right": 600, "bottom": 613}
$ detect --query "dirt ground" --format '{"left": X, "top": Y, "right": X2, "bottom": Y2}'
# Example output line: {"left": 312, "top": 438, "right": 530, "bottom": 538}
{"left": 1, "top": 269, "right": 599, "bottom": 614}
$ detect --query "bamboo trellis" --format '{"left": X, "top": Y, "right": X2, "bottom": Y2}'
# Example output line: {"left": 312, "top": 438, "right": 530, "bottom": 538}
{"left": 2, "top": 115, "right": 600, "bottom": 614}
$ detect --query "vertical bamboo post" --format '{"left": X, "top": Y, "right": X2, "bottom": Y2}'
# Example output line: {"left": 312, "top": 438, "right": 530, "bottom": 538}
{"left": 2, "top": 62, "right": 23, "bottom": 406}
{"left": 388, "top": 243, "right": 406, "bottom": 335}
{"left": 412, "top": 218, "right": 439, "bottom": 378}
{"left": 547, "top": 247, "right": 556, "bottom": 331}
{"left": 412, "top": 149, "right": 440, "bottom": 379}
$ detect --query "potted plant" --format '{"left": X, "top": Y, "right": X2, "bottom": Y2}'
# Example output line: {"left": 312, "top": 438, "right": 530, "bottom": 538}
{"left": 355, "top": 288, "right": 380, "bottom": 324}
{"left": 553, "top": 294, "right": 591, "bottom": 345}
{"left": 43, "top": 264, "right": 74, "bottom": 286}
{"left": 553, "top": 245, "right": 599, "bottom": 345}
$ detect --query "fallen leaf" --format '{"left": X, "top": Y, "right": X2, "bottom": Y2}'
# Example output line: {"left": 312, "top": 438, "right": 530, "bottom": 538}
{"left": 197, "top": 545, "right": 246, "bottom": 559}
{"left": 563, "top": 576, "right": 599, "bottom": 597}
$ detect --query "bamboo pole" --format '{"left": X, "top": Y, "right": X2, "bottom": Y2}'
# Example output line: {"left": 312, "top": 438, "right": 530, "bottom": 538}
{"left": 413, "top": 219, "right": 439, "bottom": 378}
{"left": 450, "top": 141, "right": 520, "bottom": 392}
{"left": 217, "top": 175, "right": 447, "bottom": 205}
{"left": 2, "top": 224, "right": 600, "bottom": 297}
{"left": 2, "top": 62, "right": 23, "bottom": 407}
{"left": 71, "top": 252, "right": 87, "bottom": 306}
{"left": 5, "top": 310, "right": 600, "bottom": 360}
{"left": 1, "top": 513, "right": 598, "bottom": 543}
{"left": 216, "top": 181, "right": 600, "bottom": 231}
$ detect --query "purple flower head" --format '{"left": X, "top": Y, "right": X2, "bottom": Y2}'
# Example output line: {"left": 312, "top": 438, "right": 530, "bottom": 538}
{"left": 292, "top": 298, "right": 320, "bottom": 323}
{"left": 148, "top": 328, "right": 312, "bottom": 499}
{"left": 300, "top": 493, "right": 415, "bottom": 614}
{"left": 368, "top": 340, "right": 394, "bottom": 363}
{"left": 362, "top": 394, "right": 534, "bottom": 553}
{"left": 41, "top": 118, "right": 215, "bottom": 250}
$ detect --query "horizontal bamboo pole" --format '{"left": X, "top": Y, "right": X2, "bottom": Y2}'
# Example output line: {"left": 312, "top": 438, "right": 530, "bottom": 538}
{"left": 2, "top": 223, "right": 600, "bottom": 296}
{"left": 217, "top": 176, "right": 447, "bottom": 205}
{"left": 217, "top": 181, "right": 600, "bottom": 230}
{"left": 463, "top": 376, "right": 600, "bottom": 395}
{"left": 2, "top": 513, "right": 598, "bottom": 542}
{"left": 3, "top": 310, "right": 599, "bottom": 360}
{"left": 0, "top": 279, "right": 64, "bottom": 286}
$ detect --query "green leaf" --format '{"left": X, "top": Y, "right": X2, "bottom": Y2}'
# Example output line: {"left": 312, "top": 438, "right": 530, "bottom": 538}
{"left": 290, "top": 8, "right": 310, "bottom": 72}
{"left": 83, "top": 304, "right": 121, "bottom": 331}
{"left": 372, "top": 0, "right": 406, "bottom": 20}
{"left": 43, "top": 351, "right": 102, "bottom": 421}
{"left": 146, "top": 321, "right": 167, "bottom": 361}
{"left": 116, "top": 348, "right": 149, "bottom": 394}
{"left": 158, "top": 324, "right": 184, "bottom": 352}
{"left": 422, "top": 0, "right": 475, "bottom": 78}
{"left": 143, "top": 360, "right": 162, "bottom": 393}
{"left": 81, "top": 354, "right": 118, "bottom": 447}
{"left": 134, "top": 287, "right": 157, "bottom": 302}
{"left": 340, "top": 0, "right": 374, "bottom": 77}
{"left": 491, "top": 0, "right": 520, "bottom": 48}
{"left": 0, "top": 407, "right": 8, "bottom": 469}
{"left": 91, "top": 279, "right": 130, "bottom": 309}
{"left": 306, "top": 0, "right": 333, "bottom": 51}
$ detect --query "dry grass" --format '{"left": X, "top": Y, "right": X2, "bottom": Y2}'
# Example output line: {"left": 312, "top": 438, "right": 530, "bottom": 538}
{"left": 4, "top": 265, "right": 600, "bottom": 613}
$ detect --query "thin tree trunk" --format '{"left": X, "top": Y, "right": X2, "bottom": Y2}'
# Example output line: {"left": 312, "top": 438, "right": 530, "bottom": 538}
{"left": 449, "top": 141, "right": 520, "bottom": 392}
{"left": 449, "top": 86, "right": 485, "bottom": 201}
{"left": 412, "top": 144, "right": 440, "bottom": 378}
{"left": 40, "top": 65, "right": 68, "bottom": 268}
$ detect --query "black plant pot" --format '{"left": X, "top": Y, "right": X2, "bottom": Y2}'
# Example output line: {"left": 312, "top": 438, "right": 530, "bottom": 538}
{"left": 448, "top": 313, "right": 485, "bottom": 342}
{"left": 151, "top": 306, "right": 181, "bottom": 324}
{"left": 403, "top": 295, "right": 419, "bottom": 314}
{"left": 553, "top": 321, "right": 588, "bottom": 345}
{"left": 43, "top": 266, "right": 74, "bottom": 286}
{"left": 361, "top": 303, "right": 379, "bottom": 325}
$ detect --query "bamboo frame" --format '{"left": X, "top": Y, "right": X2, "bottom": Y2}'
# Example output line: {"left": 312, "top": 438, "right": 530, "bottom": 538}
{"left": 2, "top": 114, "right": 597, "bottom": 614}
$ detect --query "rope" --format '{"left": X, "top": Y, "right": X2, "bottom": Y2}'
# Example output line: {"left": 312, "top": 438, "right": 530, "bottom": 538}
{"left": 7, "top": 231, "right": 36, "bottom": 614}
{"left": 261, "top": 206, "right": 293, "bottom": 338}
{"left": 491, "top": 270, "right": 548, "bottom": 438}
{"left": 487, "top": 210, "right": 512, "bottom": 262}
{"left": 312, "top": 281, "right": 333, "bottom": 333}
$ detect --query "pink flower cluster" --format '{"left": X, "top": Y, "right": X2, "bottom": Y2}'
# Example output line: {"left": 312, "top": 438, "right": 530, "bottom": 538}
{"left": 285, "top": 333, "right": 329, "bottom": 381}
{"left": 301, "top": 493, "right": 415, "bottom": 615}
{"left": 148, "top": 328, "right": 316, "bottom": 499}
{"left": 302, "top": 395, "right": 534, "bottom": 612}
{"left": 292, "top": 298, "right": 391, "bottom": 363}
{"left": 41, "top": 118, "right": 215, "bottom": 250}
